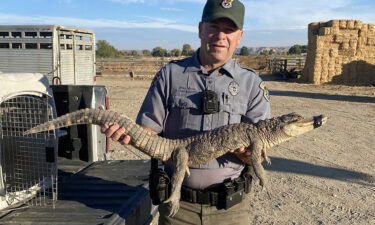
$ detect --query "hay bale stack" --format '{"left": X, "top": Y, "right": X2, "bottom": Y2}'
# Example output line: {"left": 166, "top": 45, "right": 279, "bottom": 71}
{"left": 302, "top": 20, "right": 375, "bottom": 85}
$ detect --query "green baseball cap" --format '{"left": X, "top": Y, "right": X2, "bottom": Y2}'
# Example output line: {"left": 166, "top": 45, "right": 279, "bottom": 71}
{"left": 201, "top": 0, "right": 245, "bottom": 29}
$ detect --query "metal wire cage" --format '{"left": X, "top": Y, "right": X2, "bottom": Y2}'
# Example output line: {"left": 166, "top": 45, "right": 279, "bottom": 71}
{"left": 0, "top": 94, "right": 57, "bottom": 211}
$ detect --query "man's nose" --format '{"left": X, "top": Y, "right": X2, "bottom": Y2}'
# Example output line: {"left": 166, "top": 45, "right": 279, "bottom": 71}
{"left": 215, "top": 30, "right": 226, "bottom": 39}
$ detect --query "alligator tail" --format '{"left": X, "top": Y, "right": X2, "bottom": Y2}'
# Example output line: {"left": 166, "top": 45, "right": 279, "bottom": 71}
{"left": 23, "top": 108, "right": 173, "bottom": 161}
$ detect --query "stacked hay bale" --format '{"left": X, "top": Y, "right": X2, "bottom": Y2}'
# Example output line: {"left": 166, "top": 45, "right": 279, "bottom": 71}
{"left": 302, "top": 20, "right": 375, "bottom": 85}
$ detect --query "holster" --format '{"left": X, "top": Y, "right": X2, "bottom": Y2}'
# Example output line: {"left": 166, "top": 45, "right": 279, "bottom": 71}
{"left": 241, "top": 164, "right": 253, "bottom": 194}
{"left": 149, "top": 159, "right": 171, "bottom": 205}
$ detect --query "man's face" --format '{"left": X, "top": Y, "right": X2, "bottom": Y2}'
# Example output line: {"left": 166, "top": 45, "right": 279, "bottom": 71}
{"left": 199, "top": 18, "right": 243, "bottom": 67}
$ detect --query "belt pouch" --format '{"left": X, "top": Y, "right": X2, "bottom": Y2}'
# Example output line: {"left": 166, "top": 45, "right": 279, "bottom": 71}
{"left": 220, "top": 182, "right": 244, "bottom": 209}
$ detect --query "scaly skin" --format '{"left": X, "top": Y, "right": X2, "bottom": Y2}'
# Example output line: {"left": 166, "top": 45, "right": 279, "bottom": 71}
{"left": 23, "top": 108, "right": 327, "bottom": 216}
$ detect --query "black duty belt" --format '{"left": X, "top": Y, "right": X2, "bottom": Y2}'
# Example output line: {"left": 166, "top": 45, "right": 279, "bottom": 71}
{"left": 180, "top": 173, "right": 252, "bottom": 209}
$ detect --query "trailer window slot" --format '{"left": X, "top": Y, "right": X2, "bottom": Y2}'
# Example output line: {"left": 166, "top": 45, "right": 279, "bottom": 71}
{"left": 0, "top": 32, "right": 9, "bottom": 38}
{"left": 25, "top": 32, "right": 38, "bottom": 38}
{"left": 12, "top": 43, "right": 22, "bottom": 49}
{"left": 0, "top": 43, "right": 10, "bottom": 48}
{"left": 40, "top": 43, "right": 52, "bottom": 49}
{"left": 11, "top": 32, "right": 22, "bottom": 38}
{"left": 40, "top": 32, "right": 53, "bottom": 38}
{"left": 25, "top": 43, "right": 38, "bottom": 49}
{"left": 76, "top": 45, "right": 83, "bottom": 50}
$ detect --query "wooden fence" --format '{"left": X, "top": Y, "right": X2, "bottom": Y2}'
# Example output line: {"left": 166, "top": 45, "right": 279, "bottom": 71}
{"left": 96, "top": 58, "right": 171, "bottom": 78}
{"left": 268, "top": 57, "right": 306, "bottom": 74}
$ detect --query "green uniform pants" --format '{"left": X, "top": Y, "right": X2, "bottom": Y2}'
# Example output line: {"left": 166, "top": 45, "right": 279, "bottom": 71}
{"left": 158, "top": 195, "right": 250, "bottom": 225}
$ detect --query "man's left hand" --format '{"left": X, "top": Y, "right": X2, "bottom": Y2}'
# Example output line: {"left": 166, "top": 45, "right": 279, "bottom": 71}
{"left": 229, "top": 147, "right": 252, "bottom": 164}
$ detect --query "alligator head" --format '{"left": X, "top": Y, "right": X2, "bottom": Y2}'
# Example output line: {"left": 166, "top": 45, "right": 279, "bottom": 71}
{"left": 281, "top": 113, "right": 328, "bottom": 137}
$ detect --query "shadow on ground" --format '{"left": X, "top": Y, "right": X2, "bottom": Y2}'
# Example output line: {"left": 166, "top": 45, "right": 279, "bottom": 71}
{"left": 266, "top": 157, "right": 375, "bottom": 187}
{"left": 259, "top": 74, "right": 375, "bottom": 103}
{"left": 270, "top": 90, "right": 375, "bottom": 103}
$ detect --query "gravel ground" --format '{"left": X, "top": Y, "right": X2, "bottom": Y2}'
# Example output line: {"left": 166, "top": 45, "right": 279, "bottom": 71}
{"left": 96, "top": 75, "right": 375, "bottom": 225}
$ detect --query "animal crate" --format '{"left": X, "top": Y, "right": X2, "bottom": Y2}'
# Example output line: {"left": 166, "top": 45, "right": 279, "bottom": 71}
{"left": 0, "top": 73, "right": 58, "bottom": 211}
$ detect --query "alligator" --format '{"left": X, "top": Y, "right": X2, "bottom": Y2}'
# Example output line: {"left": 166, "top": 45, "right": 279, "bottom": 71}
{"left": 24, "top": 108, "right": 327, "bottom": 216}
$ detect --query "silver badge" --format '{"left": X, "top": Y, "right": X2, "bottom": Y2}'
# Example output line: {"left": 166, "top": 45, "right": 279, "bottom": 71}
{"left": 228, "top": 81, "right": 239, "bottom": 96}
{"left": 221, "top": 0, "right": 233, "bottom": 9}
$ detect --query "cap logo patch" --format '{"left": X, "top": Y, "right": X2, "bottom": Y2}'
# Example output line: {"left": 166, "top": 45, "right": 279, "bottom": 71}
{"left": 221, "top": 0, "right": 233, "bottom": 9}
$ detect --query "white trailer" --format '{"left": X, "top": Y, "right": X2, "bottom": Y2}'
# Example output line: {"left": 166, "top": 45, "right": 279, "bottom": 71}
{"left": 0, "top": 25, "right": 96, "bottom": 85}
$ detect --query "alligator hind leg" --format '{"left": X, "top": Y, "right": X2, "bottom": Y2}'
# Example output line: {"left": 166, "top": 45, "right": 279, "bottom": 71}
{"left": 164, "top": 147, "right": 189, "bottom": 217}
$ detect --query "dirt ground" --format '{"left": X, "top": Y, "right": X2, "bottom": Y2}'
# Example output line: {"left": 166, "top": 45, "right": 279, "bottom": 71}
{"left": 96, "top": 75, "right": 375, "bottom": 225}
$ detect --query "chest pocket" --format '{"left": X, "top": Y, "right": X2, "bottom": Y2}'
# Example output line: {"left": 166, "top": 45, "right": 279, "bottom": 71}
{"left": 167, "top": 95, "right": 202, "bottom": 135}
{"left": 219, "top": 94, "right": 248, "bottom": 125}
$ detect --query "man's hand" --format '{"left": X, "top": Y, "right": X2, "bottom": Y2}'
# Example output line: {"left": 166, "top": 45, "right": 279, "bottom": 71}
{"left": 100, "top": 124, "right": 156, "bottom": 145}
{"left": 101, "top": 124, "right": 131, "bottom": 145}
{"left": 229, "top": 147, "right": 252, "bottom": 164}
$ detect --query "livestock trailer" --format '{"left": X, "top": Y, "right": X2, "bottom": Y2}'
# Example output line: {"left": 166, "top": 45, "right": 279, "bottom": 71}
{"left": 0, "top": 25, "right": 96, "bottom": 85}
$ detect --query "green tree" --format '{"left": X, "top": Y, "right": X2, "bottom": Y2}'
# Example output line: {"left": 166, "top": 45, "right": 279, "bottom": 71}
{"left": 142, "top": 49, "right": 151, "bottom": 56}
{"left": 96, "top": 40, "right": 119, "bottom": 58}
{"left": 129, "top": 50, "right": 139, "bottom": 56}
{"left": 268, "top": 49, "right": 275, "bottom": 55}
{"left": 118, "top": 50, "right": 127, "bottom": 58}
{"left": 259, "top": 50, "right": 269, "bottom": 56}
{"left": 151, "top": 47, "right": 167, "bottom": 57}
{"left": 182, "top": 44, "right": 194, "bottom": 56}
{"left": 288, "top": 45, "right": 302, "bottom": 55}
{"left": 170, "top": 48, "right": 182, "bottom": 57}
{"left": 239, "top": 46, "right": 249, "bottom": 56}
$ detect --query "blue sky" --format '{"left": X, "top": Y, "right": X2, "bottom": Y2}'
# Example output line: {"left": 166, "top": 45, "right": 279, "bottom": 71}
{"left": 1, "top": 0, "right": 375, "bottom": 50}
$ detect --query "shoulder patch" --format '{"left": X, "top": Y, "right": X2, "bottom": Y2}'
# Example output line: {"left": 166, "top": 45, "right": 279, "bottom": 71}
{"left": 259, "top": 82, "right": 270, "bottom": 102}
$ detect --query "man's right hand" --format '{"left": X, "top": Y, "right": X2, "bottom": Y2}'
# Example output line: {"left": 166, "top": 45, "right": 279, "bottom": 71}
{"left": 101, "top": 124, "right": 131, "bottom": 145}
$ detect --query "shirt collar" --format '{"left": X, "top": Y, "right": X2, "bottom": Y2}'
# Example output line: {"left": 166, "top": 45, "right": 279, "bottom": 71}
{"left": 184, "top": 51, "right": 201, "bottom": 73}
{"left": 184, "top": 49, "right": 236, "bottom": 79}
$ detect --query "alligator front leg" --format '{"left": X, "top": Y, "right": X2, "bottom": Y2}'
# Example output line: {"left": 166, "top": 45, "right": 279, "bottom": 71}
{"left": 164, "top": 147, "right": 189, "bottom": 217}
{"left": 251, "top": 140, "right": 271, "bottom": 198}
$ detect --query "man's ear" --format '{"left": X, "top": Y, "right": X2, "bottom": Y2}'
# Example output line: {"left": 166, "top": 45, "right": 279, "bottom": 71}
{"left": 236, "top": 29, "right": 244, "bottom": 46}
{"left": 198, "top": 22, "right": 203, "bottom": 39}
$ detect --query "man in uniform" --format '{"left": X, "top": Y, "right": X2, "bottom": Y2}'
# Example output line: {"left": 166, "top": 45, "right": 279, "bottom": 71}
{"left": 102, "top": 0, "right": 271, "bottom": 224}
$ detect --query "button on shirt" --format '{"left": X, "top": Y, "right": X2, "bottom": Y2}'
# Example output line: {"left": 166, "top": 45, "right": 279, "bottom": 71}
{"left": 136, "top": 50, "right": 271, "bottom": 189}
